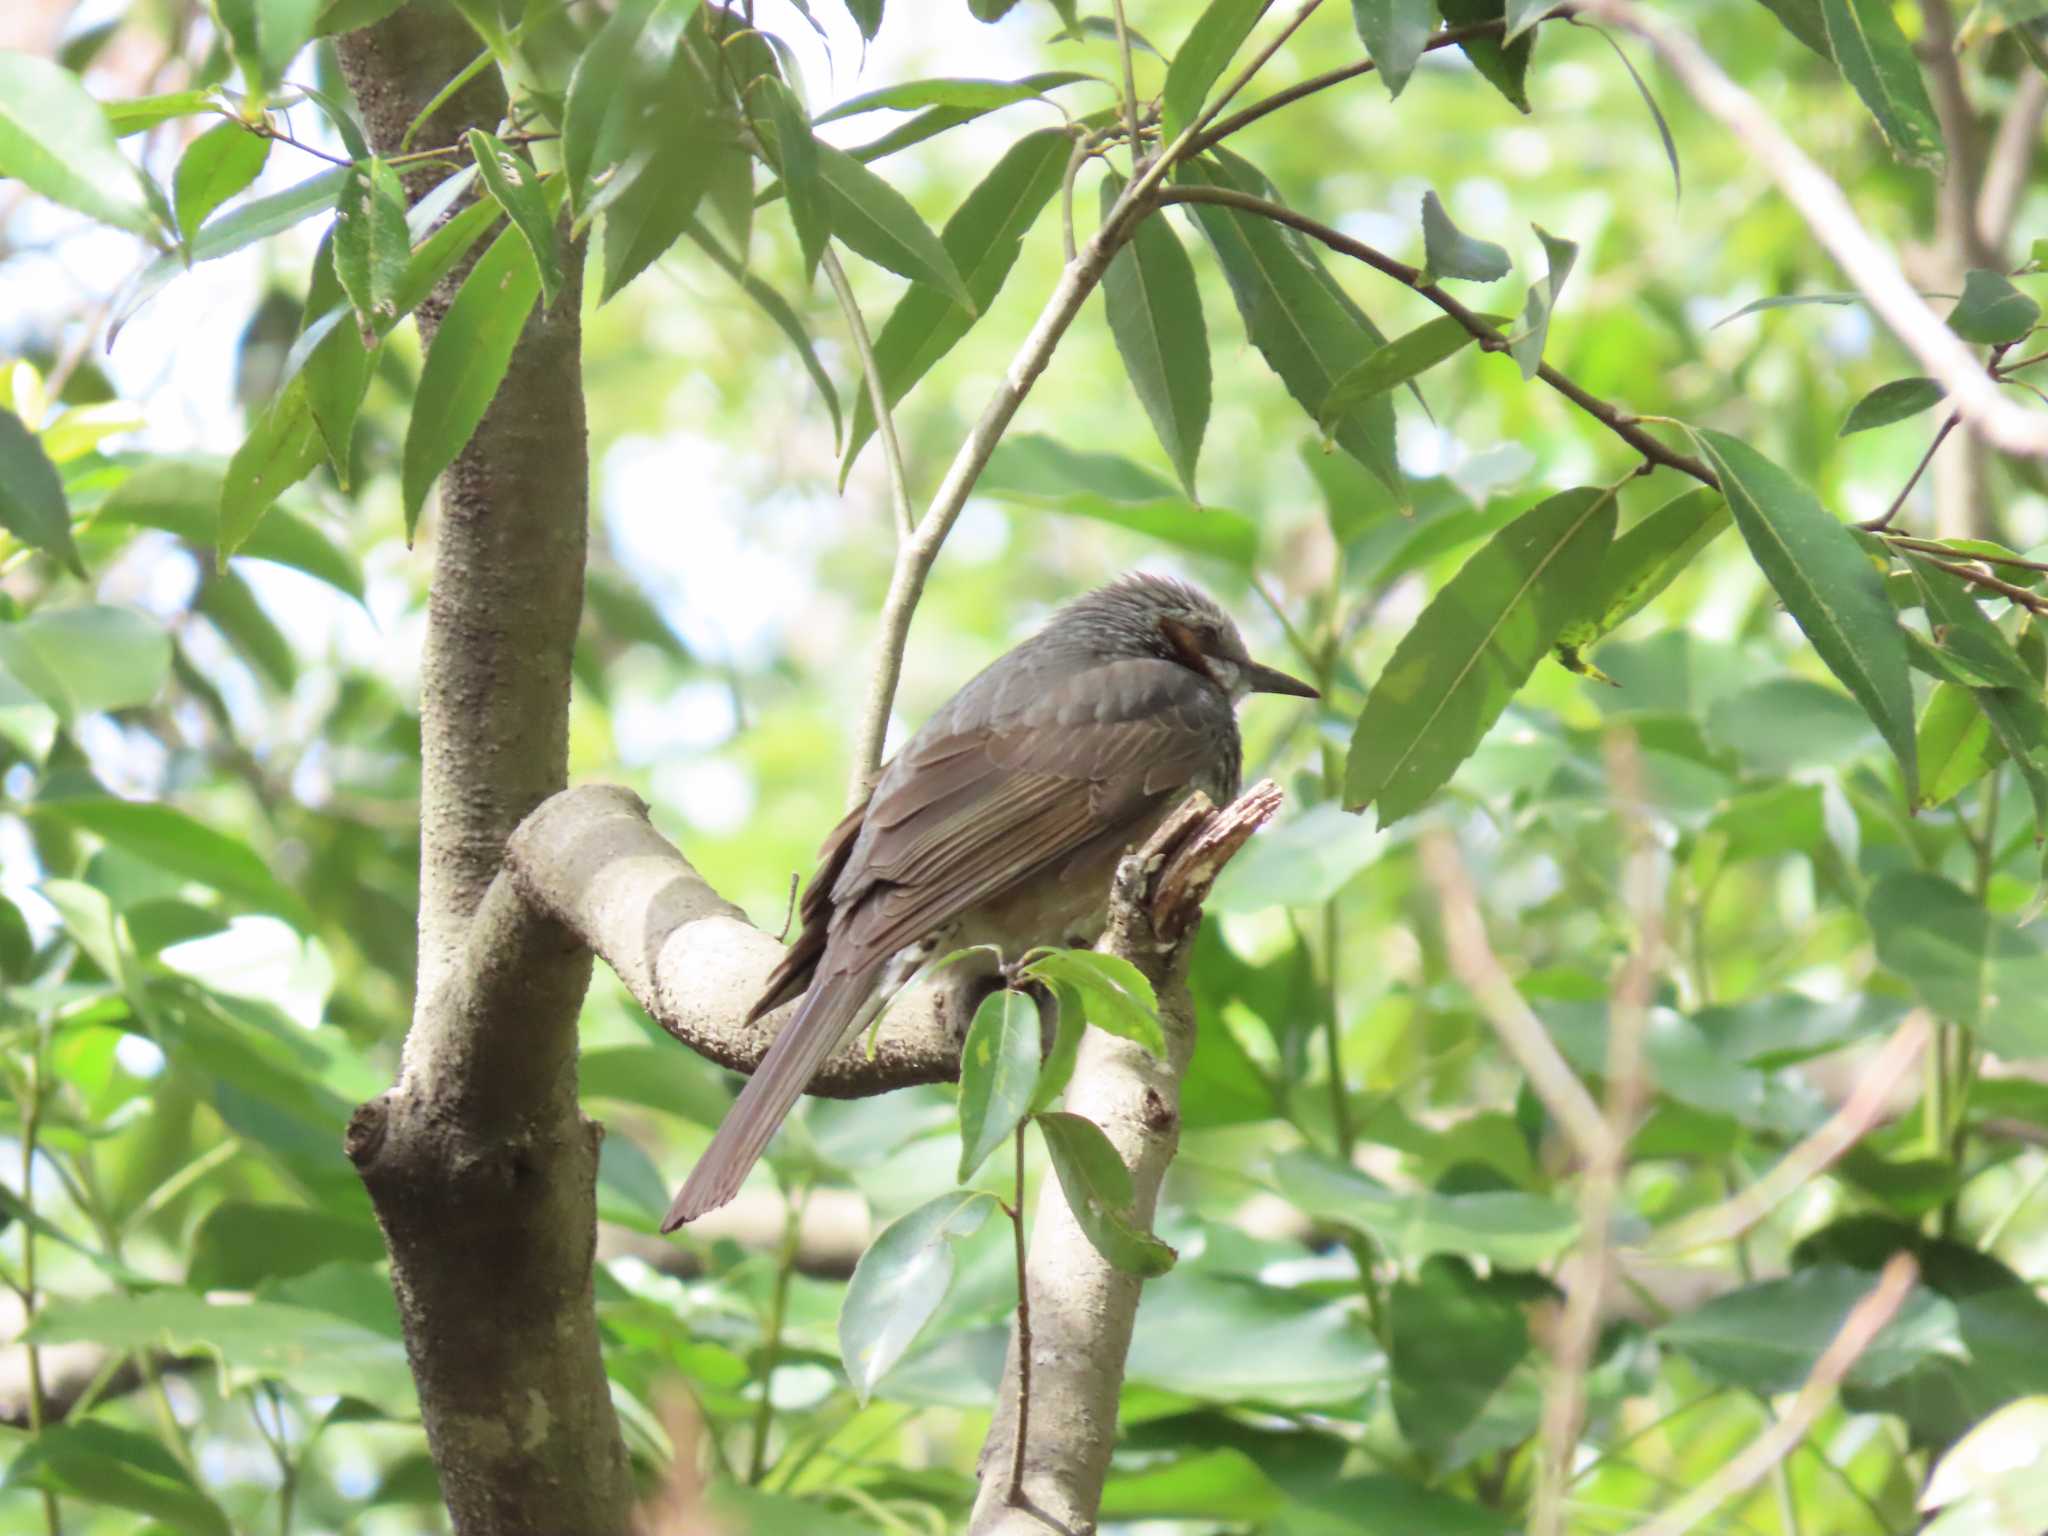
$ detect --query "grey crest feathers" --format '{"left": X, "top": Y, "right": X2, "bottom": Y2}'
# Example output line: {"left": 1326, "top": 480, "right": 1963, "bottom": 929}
{"left": 661, "top": 572, "right": 1315, "bottom": 1230}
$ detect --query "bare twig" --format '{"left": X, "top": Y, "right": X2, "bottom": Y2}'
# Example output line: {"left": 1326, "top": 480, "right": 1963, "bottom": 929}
{"left": 1977, "top": 71, "right": 2048, "bottom": 253}
{"left": 1647, "top": 1012, "right": 1932, "bottom": 1256}
{"left": 1110, "top": 0, "right": 1143, "bottom": 169}
{"left": 1006, "top": 1125, "right": 1032, "bottom": 1508}
{"left": 1860, "top": 412, "right": 1961, "bottom": 530}
{"left": 1574, "top": 0, "right": 2048, "bottom": 459}
{"left": 1617, "top": 1253, "right": 1919, "bottom": 1536}
{"left": 1885, "top": 534, "right": 2048, "bottom": 574}
{"left": 1420, "top": 829, "right": 1615, "bottom": 1164}
{"left": 821, "top": 246, "right": 914, "bottom": 545}
{"left": 1919, "top": 555, "right": 2048, "bottom": 613}
{"left": 1533, "top": 732, "right": 1662, "bottom": 1536}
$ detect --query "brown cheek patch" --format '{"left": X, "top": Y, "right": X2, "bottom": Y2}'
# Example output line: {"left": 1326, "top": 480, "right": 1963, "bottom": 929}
{"left": 1160, "top": 619, "right": 1220, "bottom": 686}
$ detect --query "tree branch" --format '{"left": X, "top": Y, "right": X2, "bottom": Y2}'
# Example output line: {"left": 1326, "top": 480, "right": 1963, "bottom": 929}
{"left": 967, "top": 783, "right": 1284, "bottom": 1534}
{"left": 1575, "top": 0, "right": 2048, "bottom": 459}
{"left": 1976, "top": 71, "right": 2046, "bottom": 255}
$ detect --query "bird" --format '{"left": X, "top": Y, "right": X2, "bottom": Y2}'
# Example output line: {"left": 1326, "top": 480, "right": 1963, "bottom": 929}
{"left": 661, "top": 572, "right": 1317, "bottom": 1230}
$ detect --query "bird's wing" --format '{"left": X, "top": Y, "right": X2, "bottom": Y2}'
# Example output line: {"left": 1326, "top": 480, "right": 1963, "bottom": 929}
{"left": 832, "top": 656, "right": 1228, "bottom": 961}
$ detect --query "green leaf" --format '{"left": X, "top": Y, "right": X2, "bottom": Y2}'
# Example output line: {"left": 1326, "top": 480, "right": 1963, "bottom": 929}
{"left": 685, "top": 220, "right": 842, "bottom": 445}
{"left": 1755, "top": 0, "right": 1834, "bottom": 57}
{"left": 980, "top": 434, "right": 1258, "bottom": 565}
{"left": 1206, "top": 801, "right": 1382, "bottom": 912}
{"left": 1346, "top": 485, "right": 1618, "bottom": 822}
{"left": 1273, "top": 1149, "right": 1581, "bottom": 1267}
{"left": 812, "top": 142, "right": 974, "bottom": 310}
{"left": 561, "top": 0, "right": 687, "bottom": 211}
{"left": 816, "top": 71, "right": 1094, "bottom": 124}
{"left": 98, "top": 458, "right": 363, "bottom": 599}
{"left": 1508, "top": 224, "right": 1577, "bottom": 380}
{"left": 468, "top": 130, "right": 564, "bottom": 308}
{"left": 1691, "top": 429, "right": 1917, "bottom": 800}
{"left": 403, "top": 214, "right": 546, "bottom": 537}
{"left": 3, "top": 1422, "right": 230, "bottom": 1536}
{"left": 957, "top": 988, "right": 1041, "bottom": 1181}
{"left": 1164, "top": 0, "right": 1269, "bottom": 139}
{"left": 593, "top": 48, "right": 719, "bottom": 304}
{"left": 1868, "top": 871, "right": 2048, "bottom": 1059}
{"left": 0, "top": 407, "right": 84, "bottom": 577}
{"left": 292, "top": 234, "right": 374, "bottom": 486}
{"left": 838, "top": 1189, "right": 995, "bottom": 1402}
{"left": 841, "top": 128, "right": 1067, "bottom": 475}
{"left": 1036, "top": 1111, "right": 1177, "bottom": 1276}
{"left": 1102, "top": 178, "right": 1211, "bottom": 496}
{"left": 843, "top": 0, "right": 883, "bottom": 39}
{"left": 1420, "top": 189, "right": 1511, "bottom": 284}
{"left": 33, "top": 797, "right": 309, "bottom": 925}
{"left": 1351, "top": 0, "right": 1435, "bottom": 97}
{"left": 389, "top": 187, "right": 501, "bottom": 326}
{"left": 188, "top": 1201, "right": 382, "bottom": 1290}
{"left": 258, "top": 0, "right": 323, "bottom": 91}
{"left": 0, "top": 604, "right": 170, "bottom": 721}
{"left": 1023, "top": 949, "right": 1165, "bottom": 1058}
{"left": 1318, "top": 313, "right": 1500, "bottom": 432}
{"left": 1030, "top": 983, "right": 1086, "bottom": 1114}
{"left": 758, "top": 78, "right": 828, "bottom": 282}
{"left": 1949, "top": 268, "right": 2040, "bottom": 345}
{"left": 1660, "top": 1265, "right": 1959, "bottom": 1393}
{"left": 1390, "top": 1256, "right": 1530, "bottom": 1461}
{"left": 1821, "top": 0, "right": 1946, "bottom": 170}
{"left": 221, "top": 379, "right": 322, "bottom": 559}
{"left": 1178, "top": 155, "right": 1400, "bottom": 497}
{"left": 332, "top": 158, "right": 410, "bottom": 332}
{"left": 105, "top": 89, "right": 220, "bottom": 137}
{"left": 1439, "top": 0, "right": 1537, "bottom": 112}
{"left": 1916, "top": 682, "right": 1999, "bottom": 809}
{"left": 1586, "top": 22, "right": 1681, "bottom": 199}
{"left": 0, "top": 51, "right": 158, "bottom": 237}
{"left": 172, "top": 119, "right": 269, "bottom": 244}
{"left": 1556, "top": 486, "right": 1729, "bottom": 657}
{"left": 1909, "top": 559, "right": 2038, "bottom": 692}
{"left": 1126, "top": 1263, "right": 1386, "bottom": 1406}
{"left": 1842, "top": 376, "right": 1944, "bottom": 435}
{"left": 1503, "top": 0, "right": 1555, "bottom": 41}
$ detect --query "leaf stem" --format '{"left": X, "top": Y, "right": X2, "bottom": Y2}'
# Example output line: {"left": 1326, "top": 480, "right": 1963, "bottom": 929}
{"left": 747, "top": 1188, "right": 806, "bottom": 1484}
{"left": 1861, "top": 412, "right": 1961, "bottom": 531}
{"left": 1006, "top": 1124, "right": 1034, "bottom": 1507}
{"left": 1110, "top": 0, "right": 1143, "bottom": 171}
{"left": 822, "top": 245, "right": 914, "bottom": 542}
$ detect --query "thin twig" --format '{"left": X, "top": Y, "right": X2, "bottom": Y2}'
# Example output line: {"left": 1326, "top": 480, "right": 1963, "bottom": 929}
{"left": 1977, "top": 68, "right": 2047, "bottom": 253}
{"left": 1419, "top": 830, "right": 1615, "bottom": 1163}
{"left": 1574, "top": 0, "right": 2048, "bottom": 459}
{"left": 249, "top": 119, "right": 353, "bottom": 166}
{"left": 1006, "top": 1124, "right": 1033, "bottom": 1507}
{"left": 1859, "top": 412, "right": 1961, "bottom": 530}
{"left": 1153, "top": 184, "right": 1719, "bottom": 486}
{"left": 1110, "top": 0, "right": 1143, "bottom": 170}
{"left": 1647, "top": 1012, "right": 1931, "bottom": 1256}
{"left": 1533, "top": 731, "right": 1661, "bottom": 1536}
{"left": 1618, "top": 1254, "right": 1919, "bottom": 1536}
{"left": 822, "top": 246, "right": 914, "bottom": 542}
{"left": 1921, "top": 555, "right": 2048, "bottom": 612}
{"left": 747, "top": 1188, "right": 806, "bottom": 1483}
{"left": 1884, "top": 534, "right": 2048, "bottom": 575}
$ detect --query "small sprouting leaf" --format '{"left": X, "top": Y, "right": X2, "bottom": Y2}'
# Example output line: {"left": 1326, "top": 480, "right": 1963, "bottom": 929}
{"left": 172, "top": 119, "right": 269, "bottom": 244}
{"left": 1102, "top": 176, "right": 1211, "bottom": 496}
{"left": 468, "top": 129, "right": 564, "bottom": 307}
{"left": 957, "top": 989, "right": 1041, "bottom": 1181}
{"left": 0, "top": 51, "right": 159, "bottom": 237}
{"left": 332, "top": 158, "right": 409, "bottom": 331}
{"left": 1420, "top": 190, "right": 1510, "bottom": 284}
{"left": 1036, "top": 1111, "right": 1177, "bottom": 1276}
{"left": 1868, "top": 872, "right": 2048, "bottom": 1059}
{"left": 1023, "top": 949, "right": 1165, "bottom": 1058}
{"left": 0, "top": 407, "right": 85, "bottom": 577}
{"left": 1841, "top": 377, "right": 1944, "bottom": 435}
{"left": 1164, "top": 0, "right": 1268, "bottom": 139}
{"left": 1439, "top": 0, "right": 1537, "bottom": 113}
{"left": 1949, "top": 268, "right": 2040, "bottom": 345}
{"left": 685, "top": 220, "right": 841, "bottom": 445}
{"left": 837, "top": 1190, "right": 995, "bottom": 1402}
{"left": 1317, "top": 313, "right": 1501, "bottom": 433}
{"left": 1691, "top": 429, "right": 1917, "bottom": 801}
{"left": 1555, "top": 485, "right": 1729, "bottom": 658}
{"left": 841, "top": 128, "right": 1066, "bottom": 477}
{"left": 812, "top": 143, "right": 975, "bottom": 310}
{"left": 1821, "top": 0, "right": 1945, "bottom": 171}
{"left": 1347, "top": 485, "right": 1618, "bottom": 822}
{"left": 1351, "top": 0, "right": 1435, "bottom": 97}
{"left": 1509, "top": 224, "right": 1577, "bottom": 380}
{"left": 402, "top": 211, "right": 550, "bottom": 537}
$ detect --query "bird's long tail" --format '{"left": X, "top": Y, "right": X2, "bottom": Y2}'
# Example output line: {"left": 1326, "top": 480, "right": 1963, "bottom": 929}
{"left": 661, "top": 966, "right": 876, "bottom": 1230}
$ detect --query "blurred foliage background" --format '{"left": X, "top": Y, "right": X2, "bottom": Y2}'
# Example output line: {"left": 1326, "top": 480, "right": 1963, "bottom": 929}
{"left": 5, "top": 0, "right": 2048, "bottom": 1530}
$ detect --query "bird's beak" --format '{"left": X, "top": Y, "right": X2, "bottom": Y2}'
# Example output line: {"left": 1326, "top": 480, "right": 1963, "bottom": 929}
{"left": 1245, "top": 658, "right": 1319, "bottom": 699}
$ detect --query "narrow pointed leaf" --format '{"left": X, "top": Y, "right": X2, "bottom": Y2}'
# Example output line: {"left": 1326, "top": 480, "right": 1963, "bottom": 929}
{"left": 686, "top": 220, "right": 841, "bottom": 444}
{"left": 759, "top": 78, "right": 828, "bottom": 280}
{"left": 980, "top": 434, "right": 1258, "bottom": 564}
{"left": 1351, "top": 0, "right": 1434, "bottom": 97}
{"left": 96, "top": 457, "right": 364, "bottom": 598}
{"left": 1555, "top": 486, "right": 1728, "bottom": 659}
{"left": 1841, "top": 377, "right": 1943, "bottom": 435}
{"left": 1916, "top": 682, "right": 1998, "bottom": 808}
{"left": 1317, "top": 313, "right": 1500, "bottom": 432}
{"left": 1036, "top": 1111, "right": 1177, "bottom": 1276}
{"left": 0, "top": 52, "right": 158, "bottom": 237}
{"left": 469, "top": 130, "right": 564, "bottom": 307}
{"left": 172, "top": 119, "right": 269, "bottom": 243}
{"left": 562, "top": 0, "right": 667, "bottom": 210}
{"left": 595, "top": 48, "right": 718, "bottom": 302}
{"left": 841, "top": 128, "right": 1067, "bottom": 475}
{"left": 1023, "top": 949, "right": 1165, "bottom": 1058}
{"left": 1504, "top": 0, "right": 1555, "bottom": 41}
{"left": 1164, "top": 0, "right": 1270, "bottom": 140}
{"left": 1869, "top": 872, "right": 2048, "bottom": 1058}
{"left": 1101, "top": 175, "right": 1210, "bottom": 496}
{"left": 813, "top": 143, "right": 974, "bottom": 310}
{"left": 332, "top": 157, "right": 410, "bottom": 330}
{"left": 1821, "top": 0, "right": 1945, "bottom": 170}
{"left": 1949, "top": 268, "right": 2040, "bottom": 345}
{"left": 0, "top": 408, "right": 85, "bottom": 577}
{"left": 1439, "top": 0, "right": 1536, "bottom": 113}
{"left": 1909, "top": 559, "right": 2037, "bottom": 692}
{"left": 957, "top": 989, "right": 1041, "bottom": 1181}
{"left": 1509, "top": 224, "right": 1577, "bottom": 380}
{"left": 1420, "top": 190, "right": 1510, "bottom": 283}
{"left": 1587, "top": 22, "right": 1680, "bottom": 199}
{"left": 816, "top": 71, "right": 1094, "bottom": 123}
{"left": 1755, "top": 0, "right": 1834, "bottom": 58}
{"left": 838, "top": 1190, "right": 995, "bottom": 1402}
{"left": 295, "top": 233, "right": 374, "bottom": 486}
{"left": 4, "top": 1422, "right": 230, "bottom": 1536}
{"left": 1347, "top": 485, "right": 1618, "bottom": 821}
{"left": 220, "top": 380, "right": 321, "bottom": 560}
{"left": 1691, "top": 429, "right": 1917, "bottom": 799}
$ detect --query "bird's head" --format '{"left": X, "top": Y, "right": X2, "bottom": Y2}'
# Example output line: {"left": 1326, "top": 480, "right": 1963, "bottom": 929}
{"left": 1060, "top": 573, "right": 1320, "bottom": 703}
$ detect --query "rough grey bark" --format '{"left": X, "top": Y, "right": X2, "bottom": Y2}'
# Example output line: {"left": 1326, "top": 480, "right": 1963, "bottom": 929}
{"left": 332, "top": 6, "right": 629, "bottom": 1532}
